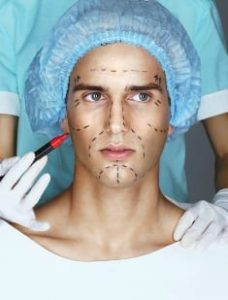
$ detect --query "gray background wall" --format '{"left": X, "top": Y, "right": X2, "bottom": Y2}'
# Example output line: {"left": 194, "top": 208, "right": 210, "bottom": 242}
{"left": 186, "top": 0, "right": 228, "bottom": 202}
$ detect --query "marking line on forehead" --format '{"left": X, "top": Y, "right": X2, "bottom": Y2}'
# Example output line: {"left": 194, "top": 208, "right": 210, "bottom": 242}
{"left": 89, "top": 68, "right": 148, "bottom": 73}
{"left": 74, "top": 76, "right": 81, "bottom": 83}
{"left": 154, "top": 75, "right": 162, "bottom": 85}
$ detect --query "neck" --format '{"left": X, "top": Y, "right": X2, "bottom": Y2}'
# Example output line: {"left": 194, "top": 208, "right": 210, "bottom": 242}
{"left": 59, "top": 162, "right": 182, "bottom": 254}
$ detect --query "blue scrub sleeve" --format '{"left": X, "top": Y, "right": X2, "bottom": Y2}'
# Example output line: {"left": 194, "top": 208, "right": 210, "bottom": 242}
{"left": 0, "top": 3, "right": 20, "bottom": 115}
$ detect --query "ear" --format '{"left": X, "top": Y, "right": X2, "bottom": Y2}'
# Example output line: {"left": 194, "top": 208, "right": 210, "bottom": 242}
{"left": 167, "top": 125, "right": 173, "bottom": 137}
{"left": 60, "top": 116, "right": 70, "bottom": 133}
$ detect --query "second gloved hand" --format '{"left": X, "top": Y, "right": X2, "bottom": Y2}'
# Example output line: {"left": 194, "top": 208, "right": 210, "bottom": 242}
{"left": 0, "top": 153, "right": 50, "bottom": 231}
{"left": 174, "top": 195, "right": 228, "bottom": 249}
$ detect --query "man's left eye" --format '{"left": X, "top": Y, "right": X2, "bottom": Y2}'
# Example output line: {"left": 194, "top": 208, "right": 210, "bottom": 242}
{"left": 131, "top": 93, "right": 151, "bottom": 102}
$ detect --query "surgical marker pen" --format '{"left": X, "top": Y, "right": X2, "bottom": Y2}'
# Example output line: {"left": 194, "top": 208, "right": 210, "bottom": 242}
{"left": 0, "top": 133, "right": 69, "bottom": 181}
{"left": 33, "top": 133, "right": 69, "bottom": 162}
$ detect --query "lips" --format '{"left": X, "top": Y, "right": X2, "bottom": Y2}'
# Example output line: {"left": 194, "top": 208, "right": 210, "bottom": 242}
{"left": 100, "top": 145, "right": 135, "bottom": 160}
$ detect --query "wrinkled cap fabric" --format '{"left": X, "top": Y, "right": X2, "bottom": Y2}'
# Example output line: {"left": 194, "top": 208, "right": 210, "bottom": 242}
{"left": 25, "top": 0, "right": 201, "bottom": 139}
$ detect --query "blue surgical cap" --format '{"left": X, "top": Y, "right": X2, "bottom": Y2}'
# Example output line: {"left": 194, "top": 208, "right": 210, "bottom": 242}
{"left": 25, "top": 0, "right": 201, "bottom": 139}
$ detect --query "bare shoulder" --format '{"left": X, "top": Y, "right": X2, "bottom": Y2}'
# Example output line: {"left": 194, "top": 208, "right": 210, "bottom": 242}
{"left": 14, "top": 189, "right": 71, "bottom": 239}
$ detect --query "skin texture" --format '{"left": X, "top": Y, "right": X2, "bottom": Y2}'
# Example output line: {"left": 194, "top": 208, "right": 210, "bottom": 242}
{"left": 203, "top": 113, "right": 228, "bottom": 190}
{"left": 0, "top": 114, "right": 17, "bottom": 159}
{"left": 16, "top": 44, "right": 183, "bottom": 262}
{"left": 65, "top": 46, "right": 170, "bottom": 188}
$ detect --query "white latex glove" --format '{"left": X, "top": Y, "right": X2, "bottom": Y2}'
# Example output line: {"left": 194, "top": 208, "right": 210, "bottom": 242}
{"left": 174, "top": 191, "right": 228, "bottom": 249}
{"left": 0, "top": 152, "right": 50, "bottom": 231}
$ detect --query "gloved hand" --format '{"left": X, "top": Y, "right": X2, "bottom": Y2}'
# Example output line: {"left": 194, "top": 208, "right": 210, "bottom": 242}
{"left": 0, "top": 152, "right": 50, "bottom": 231}
{"left": 174, "top": 190, "right": 228, "bottom": 249}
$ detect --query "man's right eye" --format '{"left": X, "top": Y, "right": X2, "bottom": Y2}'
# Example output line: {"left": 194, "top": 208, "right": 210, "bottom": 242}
{"left": 84, "top": 92, "right": 104, "bottom": 102}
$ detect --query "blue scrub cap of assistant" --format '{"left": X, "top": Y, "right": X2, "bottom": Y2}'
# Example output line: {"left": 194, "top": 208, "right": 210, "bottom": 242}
{"left": 25, "top": 0, "right": 201, "bottom": 139}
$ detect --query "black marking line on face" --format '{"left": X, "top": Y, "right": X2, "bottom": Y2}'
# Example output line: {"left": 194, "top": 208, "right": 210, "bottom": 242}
{"left": 107, "top": 101, "right": 113, "bottom": 128}
{"left": 117, "top": 166, "right": 120, "bottom": 184}
{"left": 154, "top": 75, "right": 162, "bottom": 86}
{"left": 122, "top": 102, "right": 126, "bottom": 128}
{"left": 73, "top": 98, "right": 81, "bottom": 108}
{"left": 97, "top": 164, "right": 138, "bottom": 183}
{"left": 88, "top": 130, "right": 105, "bottom": 158}
{"left": 154, "top": 99, "right": 162, "bottom": 108}
{"left": 130, "top": 128, "right": 146, "bottom": 160}
{"left": 74, "top": 76, "right": 81, "bottom": 84}
{"left": 89, "top": 68, "right": 149, "bottom": 73}
{"left": 137, "top": 136, "right": 142, "bottom": 141}
{"left": 142, "top": 145, "right": 146, "bottom": 159}
{"left": 70, "top": 124, "right": 91, "bottom": 132}
{"left": 98, "top": 170, "right": 104, "bottom": 180}
{"left": 147, "top": 123, "right": 168, "bottom": 133}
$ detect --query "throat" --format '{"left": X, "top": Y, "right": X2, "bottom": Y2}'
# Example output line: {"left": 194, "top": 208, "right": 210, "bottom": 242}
{"left": 28, "top": 193, "right": 183, "bottom": 262}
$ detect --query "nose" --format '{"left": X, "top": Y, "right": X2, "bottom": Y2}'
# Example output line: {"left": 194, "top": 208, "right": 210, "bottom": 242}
{"left": 106, "top": 100, "right": 128, "bottom": 134}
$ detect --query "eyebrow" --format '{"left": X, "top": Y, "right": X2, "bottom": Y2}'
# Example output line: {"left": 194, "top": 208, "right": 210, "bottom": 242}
{"left": 125, "top": 83, "right": 163, "bottom": 93}
{"left": 72, "top": 83, "right": 108, "bottom": 93}
{"left": 72, "top": 82, "right": 163, "bottom": 93}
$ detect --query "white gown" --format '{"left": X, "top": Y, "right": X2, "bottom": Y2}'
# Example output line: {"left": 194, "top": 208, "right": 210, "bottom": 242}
{"left": 0, "top": 220, "right": 227, "bottom": 300}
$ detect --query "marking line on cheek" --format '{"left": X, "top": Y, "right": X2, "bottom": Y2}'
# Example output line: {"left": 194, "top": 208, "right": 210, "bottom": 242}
{"left": 88, "top": 130, "right": 105, "bottom": 158}
{"left": 147, "top": 123, "right": 168, "bottom": 133}
{"left": 154, "top": 99, "right": 162, "bottom": 108}
{"left": 98, "top": 170, "right": 104, "bottom": 180}
{"left": 70, "top": 124, "right": 91, "bottom": 133}
{"left": 107, "top": 101, "right": 113, "bottom": 128}
{"left": 137, "top": 136, "right": 142, "bottom": 141}
{"left": 74, "top": 99, "right": 81, "bottom": 108}
{"left": 130, "top": 128, "right": 146, "bottom": 160}
{"left": 122, "top": 103, "right": 126, "bottom": 127}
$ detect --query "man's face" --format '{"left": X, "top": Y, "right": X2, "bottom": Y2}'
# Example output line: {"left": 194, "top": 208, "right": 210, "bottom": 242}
{"left": 64, "top": 43, "right": 171, "bottom": 187}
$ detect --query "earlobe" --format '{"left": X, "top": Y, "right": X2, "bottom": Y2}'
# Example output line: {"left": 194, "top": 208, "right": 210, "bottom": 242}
{"left": 60, "top": 117, "right": 70, "bottom": 133}
{"left": 168, "top": 125, "right": 173, "bottom": 136}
